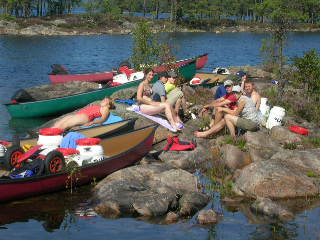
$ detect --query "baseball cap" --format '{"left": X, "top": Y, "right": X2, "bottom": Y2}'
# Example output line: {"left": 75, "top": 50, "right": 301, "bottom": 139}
{"left": 232, "top": 85, "right": 242, "bottom": 93}
{"left": 224, "top": 79, "right": 234, "bottom": 86}
{"left": 167, "top": 70, "right": 178, "bottom": 78}
{"left": 236, "top": 70, "right": 246, "bottom": 78}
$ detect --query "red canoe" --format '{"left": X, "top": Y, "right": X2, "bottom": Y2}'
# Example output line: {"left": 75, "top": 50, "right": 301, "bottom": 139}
{"left": 48, "top": 53, "right": 208, "bottom": 84}
{"left": 0, "top": 125, "right": 156, "bottom": 203}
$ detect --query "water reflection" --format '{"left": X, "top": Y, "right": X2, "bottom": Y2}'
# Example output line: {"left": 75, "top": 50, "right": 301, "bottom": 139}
{"left": 8, "top": 117, "right": 53, "bottom": 135}
{"left": 249, "top": 222, "right": 298, "bottom": 240}
{"left": 0, "top": 185, "right": 92, "bottom": 232}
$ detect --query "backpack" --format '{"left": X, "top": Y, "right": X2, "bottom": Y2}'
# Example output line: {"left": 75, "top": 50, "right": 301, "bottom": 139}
{"left": 163, "top": 137, "right": 196, "bottom": 151}
{"left": 10, "top": 158, "right": 45, "bottom": 179}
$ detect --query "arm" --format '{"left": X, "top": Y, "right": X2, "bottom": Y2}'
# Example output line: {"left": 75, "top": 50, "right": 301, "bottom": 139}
{"left": 255, "top": 94, "right": 261, "bottom": 110}
{"left": 160, "top": 96, "right": 166, "bottom": 102}
{"left": 217, "top": 98, "right": 246, "bottom": 116}
{"left": 137, "top": 82, "right": 159, "bottom": 106}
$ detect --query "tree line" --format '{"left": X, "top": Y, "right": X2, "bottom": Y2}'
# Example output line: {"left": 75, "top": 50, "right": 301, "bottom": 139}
{"left": 1, "top": 0, "right": 320, "bottom": 25}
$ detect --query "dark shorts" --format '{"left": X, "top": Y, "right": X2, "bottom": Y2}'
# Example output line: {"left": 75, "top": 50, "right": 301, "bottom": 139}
{"left": 236, "top": 118, "right": 259, "bottom": 131}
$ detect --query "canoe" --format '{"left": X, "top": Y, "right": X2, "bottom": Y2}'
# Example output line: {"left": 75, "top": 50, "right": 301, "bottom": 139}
{"left": 189, "top": 72, "right": 229, "bottom": 88}
{"left": 1, "top": 118, "right": 137, "bottom": 171}
{"left": 18, "top": 118, "right": 137, "bottom": 147}
{"left": 4, "top": 61, "right": 196, "bottom": 118}
{"left": 0, "top": 125, "right": 156, "bottom": 203}
{"left": 48, "top": 54, "right": 207, "bottom": 84}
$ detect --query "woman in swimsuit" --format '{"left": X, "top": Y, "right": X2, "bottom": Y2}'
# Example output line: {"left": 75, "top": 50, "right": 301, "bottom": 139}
{"left": 137, "top": 68, "right": 182, "bottom": 131}
{"left": 52, "top": 97, "right": 115, "bottom": 130}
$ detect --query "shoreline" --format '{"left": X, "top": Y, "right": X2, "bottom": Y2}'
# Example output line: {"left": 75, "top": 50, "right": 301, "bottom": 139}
{"left": 1, "top": 16, "right": 320, "bottom": 36}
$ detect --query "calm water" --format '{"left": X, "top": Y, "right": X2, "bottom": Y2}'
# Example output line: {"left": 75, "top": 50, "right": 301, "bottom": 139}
{"left": 0, "top": 32, "right": 320, "bottom": 239}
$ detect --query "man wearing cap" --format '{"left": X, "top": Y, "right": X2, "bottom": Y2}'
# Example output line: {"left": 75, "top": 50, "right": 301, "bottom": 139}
{"left": 199, "top": 79, "right": 237, "bottom": 119}
{"left": 214, "top": 79, "right": 234, "bottom": 100}
{"left": 151, "top": 71, "right": 169, "bottom": 103}
{"left": 195, "top": 85, "right": 262, "bottom": 138}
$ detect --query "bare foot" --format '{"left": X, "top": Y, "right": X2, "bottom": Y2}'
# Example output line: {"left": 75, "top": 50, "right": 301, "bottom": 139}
{"left": 194, "top": 131, "right": 209, "bottom": 138}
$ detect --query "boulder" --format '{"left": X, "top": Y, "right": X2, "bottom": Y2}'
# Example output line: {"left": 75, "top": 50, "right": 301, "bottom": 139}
{"left": 220, "top": 144, "right": 252, "bottom": 171}
{"left": 158, "top": 144, "right": 211, "bottom": 171}
{"left": 92, "top": 179, "right": 149, "bottom": 216}
{"left": 95, "top": 163, "right": 174, "bottom": 187}
{"left": 250, "top": 197, "right": 294, "bottom": 220}
{"left": 233, "top": 160, "right": 319, "bottom": 198}
{"left": 245, "top": 131, "right": 282, "bottom": 161}
{"left": 271, "top": 149, "right": 320, "bottom": 174}
{"left": 132, "top": 192, "right": 177, "bottom": 217}
{"left": 150, "top": 169, "right": 198, "bottom": 193}
{"left": 197, "top": 209, "right": 219, "bottom": 224}
{"left": 178, "top": 192, "right": 210, "bottom": 216}
{"left": 270, "top": 126, "right": 303, "bottom": 144}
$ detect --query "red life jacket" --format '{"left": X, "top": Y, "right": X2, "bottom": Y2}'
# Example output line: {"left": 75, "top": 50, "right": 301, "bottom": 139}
{"left": 163, "top": 137, "right": 196, "bottom": 151}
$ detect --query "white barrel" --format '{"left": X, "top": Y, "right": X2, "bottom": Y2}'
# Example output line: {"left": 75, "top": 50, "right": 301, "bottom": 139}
{"left": 0, "top": 144, "right": 6, "bottom": 157}
{"left": 129, "top": 71, "right": 144, "bottom": 81}
{"left": 113, "top": 73, "right": 128, "bottom": 84}
{"left": 266, "top": 106, "right": 286, "bottom": 129}
{"left": 76, "top": 145, "right": 104, "bottom": 161}
{"left": 37, "top": 135, "right": 63, "bottom": 147}
{"left": 259, "top": 98, "right": 270, "bottom": 117}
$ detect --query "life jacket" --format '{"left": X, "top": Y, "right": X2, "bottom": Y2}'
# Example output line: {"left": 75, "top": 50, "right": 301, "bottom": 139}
{"left": 163, "top": 136, "right": 196, "bottom": 151}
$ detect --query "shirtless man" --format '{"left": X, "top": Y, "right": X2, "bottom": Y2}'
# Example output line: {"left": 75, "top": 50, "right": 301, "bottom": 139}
{"left": 244, "top": 80, "right": 261, "bottom": 110}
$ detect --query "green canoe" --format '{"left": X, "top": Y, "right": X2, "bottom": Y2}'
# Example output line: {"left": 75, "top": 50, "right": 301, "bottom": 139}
{"left": 4, "top": 61, "right": 196, "bottom": 118}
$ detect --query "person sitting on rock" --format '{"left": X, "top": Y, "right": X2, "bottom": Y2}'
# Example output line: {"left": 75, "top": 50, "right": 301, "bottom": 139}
{"left": 199, "top": 79, "right": 237, "bottom": 121}
{"left": 243, "top": 80, "right": 261, "bottom": 110}
{"left": 151, "top": 71, "right": 169, "bottom": 103}
{"left": 52, "top": 97, "right": 115, "bottom": 130}
{"left": 165, "top": 70, "right": 186, "bottom": 117}
{"left": 214, "top": 79, "right": 234, "bottom": 100}
{"left": 195, "top": 85, "right": 262, "bottom": 138}
{"left": 136, "top": 68, "right": 182, "bottom": 131}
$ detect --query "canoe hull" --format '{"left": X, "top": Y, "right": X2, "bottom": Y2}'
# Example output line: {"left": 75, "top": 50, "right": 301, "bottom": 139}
{"left": 5, "top": 61, "right": 196, "bottom": 118}
{"left": 49, "top": 72, "right": 114, "bottom": 84}
{"left": 48, "top": 54, "right": 206, "bottom": 84}
{"left": 0, "top": 125, "right": 156, "bottom": 203}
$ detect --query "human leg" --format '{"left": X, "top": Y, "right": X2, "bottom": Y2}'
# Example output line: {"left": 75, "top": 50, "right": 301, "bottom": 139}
{"left": 194, "top": 118, "right": 226, "bottom": 138}
{"left": 224, "top": 114, "right": 239, "bottom": 137}
{"left": 52, "top": 114, "right": 89, "bottom": 130}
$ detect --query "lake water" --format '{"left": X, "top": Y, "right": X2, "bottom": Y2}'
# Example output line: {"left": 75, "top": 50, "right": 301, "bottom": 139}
{"left": 0, "top": 32, "right": 320, "bottom": 239}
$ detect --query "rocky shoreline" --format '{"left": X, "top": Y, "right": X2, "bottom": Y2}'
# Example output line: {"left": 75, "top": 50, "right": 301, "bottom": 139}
{"left": 34, "top": 66, "right": 320, "bottom": 224}
{"left": 1, "top": 18, "right": 320, "bottom": 36}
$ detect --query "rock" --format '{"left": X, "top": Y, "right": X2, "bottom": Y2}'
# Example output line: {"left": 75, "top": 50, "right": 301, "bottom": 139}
{"left": 197, "top": 209, "right": 219, "bottom": 224}
{"left": 132, "top": 192, "right": 176, "bottom": 217}
{"left": 158, "top": 144, "right": 211, "bottom": 171}
{"left": 221, "top": 144, "right": 252, "bottom": 171}
{"left": 51, "top": 19, "right": 67, "bottom": 26}
{"left": 245, "top": 131, "right": 281, "bottom": 161}
{"left": 164, "top": 212, "right": 179, "bottom": 223}
{"left": 92, "top": 179, "right": 148, "bottom": 216}
{"left": 250, "top": 198, "right": 294, "bottom": 220}
{"left": 233, "top": 160, "right": 319, "bottom": 198}
{"left": 270, "top": 126, "right": 303, "bottom": 144}
{"left": 271, "top": 149, "right": 320, "bottom": 174}
{"left": 178, "top": 192, "right": 210, "bottom": 216}
{"left": 95, "top": 163, "right": 174, "bottom": 187}
{"left": 150, "top": 169, "right": 198, "bottom": 193}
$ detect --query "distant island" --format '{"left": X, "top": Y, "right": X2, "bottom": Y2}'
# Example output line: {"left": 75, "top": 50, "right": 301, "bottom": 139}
{"left": 1, "top": 14, "right": 320, "bottom": 36}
